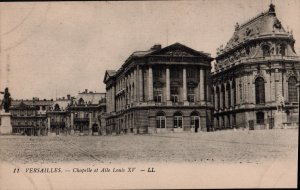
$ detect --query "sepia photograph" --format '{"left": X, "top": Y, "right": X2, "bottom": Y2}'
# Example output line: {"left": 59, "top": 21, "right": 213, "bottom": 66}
{"left": 0, "top": 0, "right": 299, "bottom": 189}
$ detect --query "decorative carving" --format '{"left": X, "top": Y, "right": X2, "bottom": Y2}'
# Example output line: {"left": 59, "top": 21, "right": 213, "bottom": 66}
{"left": 165, "top": 49, "right": 193, "bottom": 57}
{"left": 235, "top": 22, "right": 239, "bottom": 31}
{"left": 245, "top": 27, "right": 253, "bottom": 36}
{"left": 274, "top": 19, "right": 282, "bottom": 29}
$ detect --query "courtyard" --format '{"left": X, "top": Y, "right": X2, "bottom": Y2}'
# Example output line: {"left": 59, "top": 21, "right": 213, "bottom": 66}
{"left": 0, "top": 129, "right": 298, "bottom": 164}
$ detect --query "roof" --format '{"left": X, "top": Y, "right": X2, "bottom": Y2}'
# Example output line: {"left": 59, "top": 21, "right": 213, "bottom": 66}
{"left": 106, "top": 70, "right": 117, "bottom": 77}
{"left": 104, "top": 42, "right": 213, "bottom": 83}
{"left": 217, "top": 4, "right": 292, "bottom": 57}
{"left": 11, "top": 99, "right": 54, "bottom": 107}
{"left": 75, "top": 92, "right": 106, "bottom": 105}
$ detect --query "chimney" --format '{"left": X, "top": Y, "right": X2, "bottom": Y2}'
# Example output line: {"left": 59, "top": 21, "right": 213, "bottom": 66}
{"left": 67, "top": 94, "right": 71, "bottom": 100}
{"left": 150, "top": 44, "right": 161, "bottom": 51}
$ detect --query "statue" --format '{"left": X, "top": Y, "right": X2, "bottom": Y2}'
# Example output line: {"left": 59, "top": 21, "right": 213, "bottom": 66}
{"left": 276, "top": 95, "right": 285, "bottom": 111}
{"left": 0, "top": 88, "right": 12, "bottom": 113}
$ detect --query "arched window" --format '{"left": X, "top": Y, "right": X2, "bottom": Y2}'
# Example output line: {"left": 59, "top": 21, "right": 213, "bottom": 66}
{"left": 173, "top": 112, "right": 183, "bottom": 128}
{"left": 54, "top": 104, "right": 60, "bottom": 111}
{"left": 211, "top": 88, "right": 215, "bottom": 108}
{"left": 221, "top": 84, "right": 225, "bottom": 108}
{"left": 78, "top": 98, "right": 84, "bottom": 105}
{"left": 255, "top": 77, "right": 265, "bottom": 104}
{"left": 256, "top": 112, "right": 265, "bottom": 125}
{"left": 262, "top": 44, "right": 271, "bottom": 56}
{"left": 288, "top": 76, "right": 298, "bottom": 102}
{"left": 156, "top": 112, "right": 166, "bottom": 128}
{"left": 277, "top": 44, "right": 286, "bottom": 56}
{"left": 226, "top": 83, "right": 231, "bottom": 107}
{"left": 232, "top": 80, "right": 236, "bottom": 106}
{"left": 216, "top": 87, "right": 220, "bottom": 109}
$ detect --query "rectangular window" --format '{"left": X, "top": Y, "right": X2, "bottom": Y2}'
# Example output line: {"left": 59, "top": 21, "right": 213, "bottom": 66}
{"left": 170, "top": 69, "right": 180, "bottom": 78}
{"left": 154, "top": 88, "right": 162, "bottom": 103}
{"left": 187, "top": 68, "right": 195, "bottom": 78}
{"left": 188, "top": 87, "right": 195, "bottom": 102}
{"left": 188, "top": 95, "right": 195, "bottom": 102}
{"left": 171, "top": 95, "right": 178, "bottom": 103}
{"left": 153, "top": 69, "right": 162, "bottom": 78}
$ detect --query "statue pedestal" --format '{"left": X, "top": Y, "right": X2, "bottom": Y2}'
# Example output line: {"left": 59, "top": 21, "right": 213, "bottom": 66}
{"left": 0, "top": 112, "right": 13, "bottom": 135}
{"left": 274, "top": 111, "right": 287, "bottom": 129}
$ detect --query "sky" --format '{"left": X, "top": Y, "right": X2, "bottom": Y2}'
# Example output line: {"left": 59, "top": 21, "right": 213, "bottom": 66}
{"left": 0, "top": 0, "right": 300, "bottom": 99}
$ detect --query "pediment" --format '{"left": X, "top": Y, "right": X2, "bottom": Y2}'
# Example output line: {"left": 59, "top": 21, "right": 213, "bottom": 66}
{"left": 148, "top": 43, "right": 212, "bottom": 59}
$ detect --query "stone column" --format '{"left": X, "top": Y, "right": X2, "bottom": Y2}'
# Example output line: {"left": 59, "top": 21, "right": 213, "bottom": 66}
{"left": 166, "top": 66, "right": 171, "bottom": 105}
{"left": 199, "top": 68, "right": 205, "bottom": 102}
{"left": 182, "top": 67, "right": 188, "bottom": 105}
{"left": 148, "top": 66, "right": 154, "bottom": 103}
{"left": 47, "top": 116, "right": 51, "bottom": 136}
{"left": 139, "top": 66, "right": 144, "bottom": 102}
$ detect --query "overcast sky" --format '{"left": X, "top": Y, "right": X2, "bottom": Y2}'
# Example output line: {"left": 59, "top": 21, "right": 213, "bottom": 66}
{"left": 1, "top": 0, "right": 300, "bottom": 100}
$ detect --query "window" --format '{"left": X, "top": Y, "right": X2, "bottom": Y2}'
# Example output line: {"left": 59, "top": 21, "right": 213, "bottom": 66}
{"left": 256, "top": 112, "right": 265, "bottom": 124}
{"left": 221, "top": 85, "right": 225, "bottom": 108}
{"left": 226, "top": 83, "right": 231, "bottom": 107}
{"left": 255, "top": 77, "right": 265, "bottom": 104}
{"left": 42, "top": 106, "right": 46, "bottom": 110}
{"left": 170, "top": 69, "right": 180, "bottom": 78}
{"left": 153, "top": 69, "right": 162, "bottom": 78}
{"left": 171, "top": 86, "right": 179, "bottom": 103}
{"left": 156, "top": 112, "right": 166, "bottom": 128}
{"left": 78, "top": 98, "right": 84, "bottom": 105}
{"left": 187, "top": 68, "right": 195, "bottom": 78}
{"left": 277, "top": 44, "right": 286, "bottom": 56}
{"left": 216, "top": 87, "right": 220, "bottom": 109}
{"left": 75, "top": 113, "right": 78, "bottom": 118}
{"left": 288, "top": 76, "right": 298, "bottom": 102}
{"left": 232, "top": 81, "right": 236, "bottom": 106}
{"left": 262, "top": 44, "right": 271, "bottom": 56}
{"left": 173, "top": 112, "right": 183, "bottom": 128}
{"left": 190, "top": 112, "right": 200, "bottom": 129}
{"left": 187, "top": 87, "right": 195, "bottom": 102}
{"left": 154, "top": 88, "right": 162, "bottom": 103}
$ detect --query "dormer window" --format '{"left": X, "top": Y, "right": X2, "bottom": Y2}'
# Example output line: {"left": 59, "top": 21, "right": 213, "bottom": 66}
{"left": 262, "top": 44, "right": 271, "bottom": 57}
{"left": 78, "top": 98, "right": 84, "bottom": 105}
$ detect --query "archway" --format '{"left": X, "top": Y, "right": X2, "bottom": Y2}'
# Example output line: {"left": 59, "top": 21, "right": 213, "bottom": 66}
{"left": 191, "top": 111, "right": 200, "bottom": 133}
{"left": 92, "top": 123, "right": 99, "bottom": 133}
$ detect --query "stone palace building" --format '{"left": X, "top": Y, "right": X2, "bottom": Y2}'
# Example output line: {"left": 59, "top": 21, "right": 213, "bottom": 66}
{"left": 104, "top": 43, "right": 214, "bottom": 134}
{"left": 212, "top": 4, "right": 300, "bottom": 130}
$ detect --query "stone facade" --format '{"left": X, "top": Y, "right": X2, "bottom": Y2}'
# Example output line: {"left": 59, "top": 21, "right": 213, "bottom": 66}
{"left": 68, "top": 90, "right": 106, "bottom": 135}
{"left": 104, "top": 43, "right": 214, "bottom": 134}
{"left": 212, "top": 4, "right": 300, "bottom": 130}
{"left": 9, "top": 99, "right": 53, "bottom": 136}
{"left": 9, "top": 92, "right": 106, "bottom": 136}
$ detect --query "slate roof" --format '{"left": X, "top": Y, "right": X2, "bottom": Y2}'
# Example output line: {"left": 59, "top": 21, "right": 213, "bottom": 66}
{"left": 219, "top": 4, "right": 292, "bottom": 56}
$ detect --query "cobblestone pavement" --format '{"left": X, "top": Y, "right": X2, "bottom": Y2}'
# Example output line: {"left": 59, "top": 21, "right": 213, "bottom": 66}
{"left": 0, "top": 129, "right": 298, "bottom": 164}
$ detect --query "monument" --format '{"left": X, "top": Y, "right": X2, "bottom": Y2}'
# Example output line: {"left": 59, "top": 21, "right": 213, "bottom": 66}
{"left": 0, "top": 88, "right": 13, "bottom": 134}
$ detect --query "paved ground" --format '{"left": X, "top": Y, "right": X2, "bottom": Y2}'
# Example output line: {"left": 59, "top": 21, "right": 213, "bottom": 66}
{"left": 0, "top": 129, "right": 298, "bottom": 164}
